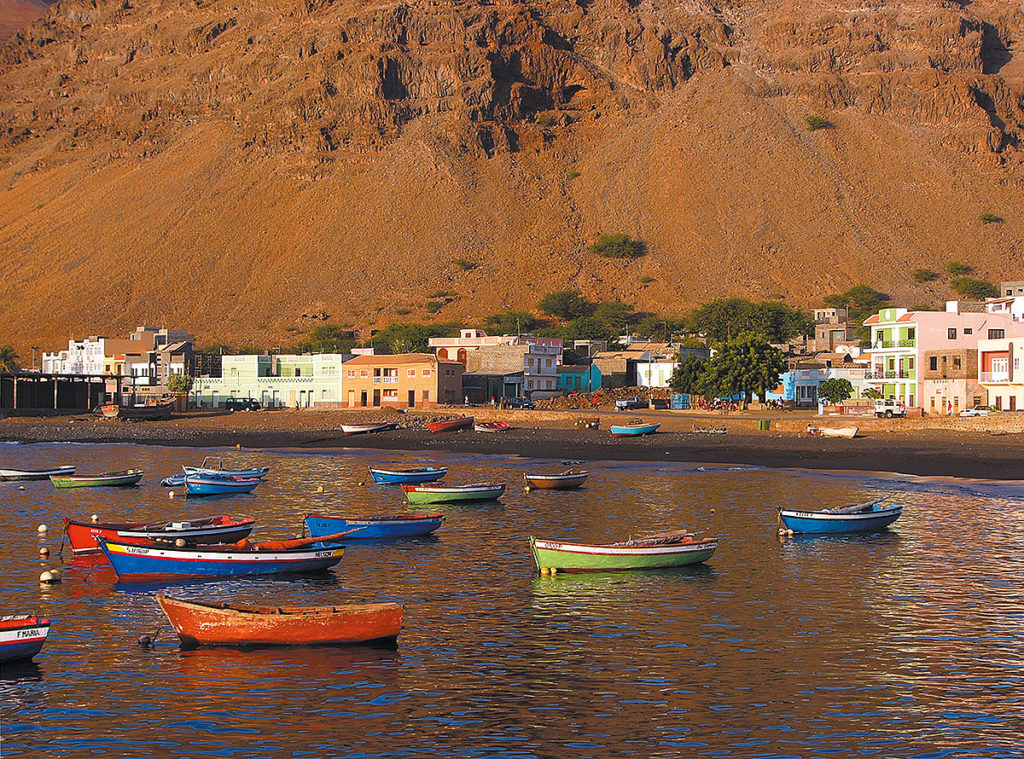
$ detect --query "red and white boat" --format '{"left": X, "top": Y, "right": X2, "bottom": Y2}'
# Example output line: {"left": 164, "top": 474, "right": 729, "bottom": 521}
{"left": 426, "top": 417, "right": 474, "bottom": 433}
{"left": 340, "top": 422, "right": 398, "bottom": 436}
{"left": 474, "top": 421, "right": 511, "bottom": 433}
{"left": 0, "top": 615, "right": 51, "bottom": 663}
{"left": 63, "top": 515, "right": 257, "bottom": 555}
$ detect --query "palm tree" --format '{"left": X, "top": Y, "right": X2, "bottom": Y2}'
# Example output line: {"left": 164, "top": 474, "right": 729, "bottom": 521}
{"left": 0, "top": 345, "right": 19, "bottom": 373}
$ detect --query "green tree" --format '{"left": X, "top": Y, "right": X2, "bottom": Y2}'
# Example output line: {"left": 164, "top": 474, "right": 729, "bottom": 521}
{"left": 951, "top": 277, "right": 997, "bottom": 300}
{"left": 593, "top": 302, "right": 634, "bottom": 333}
{"left": 299, "top": 323, "right": 356, "bottom": 354}
{"left": 686, "top": 298, "right": 811, "bottom": 344}
{"left": 818, "top": 378, "right": 854, "bottom": 405}
{"left": 563, "top": 316, "right": 614, "bottom": 342}
{"left": 483, "top": 311, "right": 537, "bottom": 335}
{"left": 668, "top": 353, "right": 708, "bottom": 394}
{"left": 372, "top": 322, "right": 463, "bottom": 354}
{"left": 633, "top": 316, "right": 681, "bottom": 342}
{"left": 538, "top": 290, "right": 591, "bottom": 319}
{"left": 589, "top": 233, "right": 645, "bottom": 259}
{"left": 696, "top": 333, "right": 786, "bottom": 404}
{"left": 823, "top": 285, "right": 889, "bottom": 342}
{"left": 0, "top": 345, "right": 19, "bottom": 373}
{"left": 167, "top": 374, "right": 194, "bottom": 394}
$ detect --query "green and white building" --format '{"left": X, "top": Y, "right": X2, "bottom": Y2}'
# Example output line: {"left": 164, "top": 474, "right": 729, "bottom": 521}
{"left": 194, "top": 353, "right": 347, "bottom": 409}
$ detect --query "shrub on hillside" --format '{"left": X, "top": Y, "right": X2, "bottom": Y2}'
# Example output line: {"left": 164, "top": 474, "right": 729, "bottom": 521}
{"left": 912, "top": 268, "right": 938, "bottom": 283}
{"left": 539, "top": 290, "right": 592, "bottom": 319}
{"left": 951, "top": 277, "right": 997, "bottom": 300}
{"left": 979, "top": 212, "right": 1003, "bottom": 224}
{"left": 804, "top": 115, "right": 832, "bottom": 131}
{"left": 947, "top": 261, "right": 972, "bottom": 276}
{"left": 590, "top": 233, "right": 645, "bottom": 259}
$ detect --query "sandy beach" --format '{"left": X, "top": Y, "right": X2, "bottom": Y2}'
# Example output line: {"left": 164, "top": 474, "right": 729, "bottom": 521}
{"left": 2, "top": 407, "right": 1022, "bottom": 480}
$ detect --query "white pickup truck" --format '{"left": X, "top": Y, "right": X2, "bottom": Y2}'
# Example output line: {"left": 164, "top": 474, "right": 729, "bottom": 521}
{"left": 874, "top": 398, "right": 906, "bottom": 418}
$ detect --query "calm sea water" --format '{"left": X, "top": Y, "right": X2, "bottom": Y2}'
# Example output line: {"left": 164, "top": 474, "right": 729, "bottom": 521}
{"left": 1, "top": 442, "right": 1023, "bottom": 758}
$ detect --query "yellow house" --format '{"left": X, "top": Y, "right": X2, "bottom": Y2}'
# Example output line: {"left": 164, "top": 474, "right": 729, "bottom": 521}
{"left": 343, "top": 353, "right": 464, "bottom": 408}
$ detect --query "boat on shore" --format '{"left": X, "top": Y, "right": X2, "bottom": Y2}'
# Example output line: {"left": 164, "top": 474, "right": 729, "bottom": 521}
{"left": 97, "top": 531, "right": 355, "bottom": 580}
{"left": 156, "top": 595, "right": 403, "bottom": 648}
{"left": 50, "top": 469, "right": 144, "bottom": 488}
{"left": 304, "top": 513, "right": 445, "bottom": 541}
{"left": 779, "top": 498, "right": 901, "bottom": 534}
{"left": 185, "top": 475, "right": 260, "bottom": 497}
{"left": 0, "top": 615, "right": 51, "bottom": 663}
{"left": 609, "top": 422, "right": 661, "bottom": 437}
{"left": 0, "top": 465, "right": 76, "bottom": 482}
{"left": 368, "top": 466, "right": 447, "bottom": 485}
{"left": 183, "top": 457, "right": 270, "bottom": 479}
{"left": 524, "top": 470, "right": 589, "bottom": 490}
{"left": 63, "top": 515, "right": 256, "bottom": 555}
{"left": 402, "top": 482, "right": 505, "bottom": 504}
{"left": 340, "top": 422, "right": 399, "bottom": 436}
{"left": 99, "top": 398, "right": 175, "bottom": 420}
{"left": 530, "top": 531, "right": 718, "bottom": 572}
{"left": 425, "top": 417, "right": 474, "bottom": 433}
{"left": 816, "top": 426, "right": 859, "bottom": 439}
{"left": 474, "top": 421, "right": 511, "bottom": 433}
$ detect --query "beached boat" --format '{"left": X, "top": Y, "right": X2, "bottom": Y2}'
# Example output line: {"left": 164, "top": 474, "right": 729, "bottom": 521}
{"left": 97, "top": 531, "right": 353, "bottom": 580}
{"left": 50, "top": 469, "right": 144, "bottom": 488}
{"left": 401, "top": 482, "right": 506, "bottom": 504}
{"left": 530, "top": 531, "right": 719, "bottom": 572}
{"left": 818, "top": 426, "right": 859, "bottom": 439}
{"left": 0, "top": 615, "right": 51, "bottom": 663}
{"left": 609, "top": 422, "right": 661, "bottom": 437}
{"left": 368, "top": 466, "right": 447, "bottom": 485}
{"left": 99, "top": 398, "right": 175, "bottom": 420}
{"left": 340, "top": 422, "right": 398, "bottom": 436}
{"left": 0, "top": 465, "right": 76, "bottom": 481}
{"left": 425, "top": 417, "right": 474, "bottom": 433}
{"left": 304, "top": 513, "right": 445, "bottom": 541}
{"left": 63, "top": 515, "right": 256, "bottom": 555}
{"left": 156, "top": 595, "right": 403, "bottom": 648}
{"left": 524, "top": 470, "right": 589, "bottom": 490}
{"left": 778, "top": 498, "right": 902, "bottom": 534}
{"left": 185, "top": 474, "right": 260, "bottom": 497}
{"left": 182, "top": 457, "right": 270, "bottom": 479}
{"left": 474, "top": 421, "right": 511, "bottom": 433}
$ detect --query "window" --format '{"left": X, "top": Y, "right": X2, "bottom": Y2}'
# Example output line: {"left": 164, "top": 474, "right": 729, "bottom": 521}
{"left": 360, "top": 369, "right": 368, "bottom": 377}
{"left": 423, "top": 390, "right": 430, "bottom": 402}
{"left": 347, "top": 370, "right": 356, "bottom": 378}
{"left": 408, "top": 369, "right": 416, "bottom": 377}
{"left": 295, "top": 369, "right": 301, "bottom": 377}
{"left": 908, "top": 358, "right": 914, "bottom": 370}
{"left": 963, "top": 328, "right": 972, "bottom": 335}
{"left": 953, "top": 357, "right": 962, "bottom": 370}
{"left": 988, "top": 329, "right": 1005, "bottom": 339}
{"left": 947, "top": 328, "right": 957, "bottom": 340}
{"left": 907, "top": 328, "right": 915, "bottom": 340}
{"left": 423, "top": 369, "right": 432, "bottom": 377}
{"left": 382, "top": 389, "right": 398, "bottom": 399}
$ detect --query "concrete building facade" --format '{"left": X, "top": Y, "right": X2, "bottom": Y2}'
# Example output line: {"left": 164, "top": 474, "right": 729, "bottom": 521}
{"left": 978, "top": 337, "right": 1023, "bottom": 411}
{"left": 342, "top": 353, "right": 464, "bottom": 408}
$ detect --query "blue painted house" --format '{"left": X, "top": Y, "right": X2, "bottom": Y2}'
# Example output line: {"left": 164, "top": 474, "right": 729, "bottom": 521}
{"left": 558, "top": 364, "right": 602, "bottom": 393}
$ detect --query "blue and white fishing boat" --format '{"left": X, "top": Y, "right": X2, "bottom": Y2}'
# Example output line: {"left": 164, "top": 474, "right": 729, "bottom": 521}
{"left": 610, "top": 422, "right": 660, "bottom": 437}
{"left": 368, "top": 466, "right": 447, "bottom": 484}
{"left": 182, "top": 457, "right": 270, "bottom": 479}
{"left": 0, "top": 614, "right": 51, "bottom": 663}
{"left": 185, "top": 474, "right": 260, "bottom": 497}
{"left": 96, "top": 535, "right": 347, "bottom": 580}
{"left": 304, "top": 513, "right": 445, "bottom": 541}
{"left": 778, "top": 498, "right": 902, "bottom": 534}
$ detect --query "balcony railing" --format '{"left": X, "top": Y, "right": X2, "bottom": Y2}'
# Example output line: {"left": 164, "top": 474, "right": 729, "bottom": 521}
{"left": 865, "top": 371, "right": 912, "bottom": 380}
{"left": 873, "top": 339, "right": 916, "bottom": 349}
{"left": 372, "top": 376, "right": 399, "bottom": 384}
{"left": 980, "top": 372, "right": 1010, "bottom": 383}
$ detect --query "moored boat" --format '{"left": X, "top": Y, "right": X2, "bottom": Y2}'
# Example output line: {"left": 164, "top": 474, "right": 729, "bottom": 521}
{"left": 0, "top": 465, "right": 76, "bottom": 481}
{"left": 524, "top": 470, "right": 589, "bottom": 490}
{"left": 609, "top": 422, "right": 661, "bottom": 437}
{"left": 63, "top": 515, "right": 257, "bottom": 555}
{"left": 304, "top": 513, "right": 444, "bottom": 541}
{"left": 474, "top": 421, "right": 511, "bottom": 433}
{"left": 183, "top": 457, "right": 270, "bottom": 479}
{"left": 96, "top": 531, "right": 354, "bottom": 580}
{"left": 530, "top": 531, "right": 718, "bottom": 572}
{"left": 368, "top": 466, "right": 447, "bottom": 484}
{"left": 340, "top": 422, "right": 399, "bottom": 436}
{"left": 778, "top": 498, "right": 902, "bottom": 534}
{"left": 185, "top": 474, "right": 260, "bottom": 497}
{"left": 401, "top": 482, "right": 505, "bottom": 504}
{"left": 0, "top": 615, "right": 51, "bottom": 663}
{"left": 99, "top": 398, "right": 175, "bottom": 420}
{"left": 50, "top": 469, "right": 144, "bottom": 488}
{"left": 156, "top": 595, "right": 403, "bottom": 648}
{"left": 425, "top": 417, "right": 474, "bottom": 433}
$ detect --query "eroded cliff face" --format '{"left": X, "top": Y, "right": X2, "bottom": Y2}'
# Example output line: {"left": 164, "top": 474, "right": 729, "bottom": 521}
{"left": 0, "top": 0, "right": 1022, "bottom": 349}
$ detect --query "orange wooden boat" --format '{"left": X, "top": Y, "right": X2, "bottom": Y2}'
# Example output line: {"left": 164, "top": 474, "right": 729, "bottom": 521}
{"left": 156, "top": 594, "right": 403, "bottom": 648}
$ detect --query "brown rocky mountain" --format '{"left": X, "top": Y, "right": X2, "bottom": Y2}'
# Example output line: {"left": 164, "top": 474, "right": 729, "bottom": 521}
{"left": 1, "top": 0, "right": 1022, "bottom": 353}
{"left": 0, "top": 0, "right": 50, "bottom": 43}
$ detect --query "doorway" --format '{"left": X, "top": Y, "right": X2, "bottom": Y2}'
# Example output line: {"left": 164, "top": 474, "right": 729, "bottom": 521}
{"left": 408, "top": 390, "right": 415, "bottom": 407}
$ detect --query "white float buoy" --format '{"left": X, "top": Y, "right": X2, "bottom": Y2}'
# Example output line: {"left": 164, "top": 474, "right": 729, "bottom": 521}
{"left": 317, "top": 486, "right": 324, "bottom": 493}
{"left": 18, "top": 485, "right": 25, "bottom": 490}
{"left": 39, "top": 570, "right": 60, "bottom": 584}
{"left": 169, "top": 491, "right": 175, "bottom": 498}
{"left": 540, "top": 567, "right": 550, "bottom": 575}
{"left": 174, "top": 538, "right": 186, "bottom": 547}
{"left": 550, "top": 567, "right": 558, "bottom": 574}
{"left": 50, "top": 568, "right": 62, "bottom": 581}
{"left": 91, "top": 514, "right": 99, "bottom": 523}
{"left": 39, "top": 546, "right": 49, "bottom": 556}
{"left": 37, "top": 524, "right": 47, "bottom": 534}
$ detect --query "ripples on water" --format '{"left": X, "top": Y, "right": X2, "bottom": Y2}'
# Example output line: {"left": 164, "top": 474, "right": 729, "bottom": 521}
{"left": 1, "top": 443, "right": 1023, "bottom": 758}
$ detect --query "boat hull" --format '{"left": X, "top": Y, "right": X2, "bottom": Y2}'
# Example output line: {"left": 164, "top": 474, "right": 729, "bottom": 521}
{"left": 182, "top": 466, "right": 270, "bottom": 479}
{"left": 524, "top": 471, "right": 589, "bottom": 490}
{"left": 779, "top": 505, "right": 902, "bottom": 534}
{"left": 185, "top": 476, "right": 260, "bottom": 496}
{"left": 474, "top": 422, "right": 511, "bottom": 433}
{"left": 368, "top": 467, "right": 447, "bottom": 484}
{"left": 425, "top": 417, "right": 474, "bottom": 433}
{"left": 610, "top": 423, "right": 661, "bottom": 437}
{"left": 304, "top": 514, "right": 444, "bottom": 540}
{"left": 63, "top": 516, "right": 256, "bottom": 554}
{"left": 402, "top": 483, "right": 505, "bottom": 504}
{"left": 341, "top": 423, "right": 397, "bottom": 436}
{"left": 530, "top": 536, "right": 718, "bottom": 572}
{"left": 819, "top": 427, "right": 859, "bottom": 439}
{"left": 50, "top": 470, "right": 144, "bottom": 488}
{"left": 0, "top": 465, "right": 76, "bottom": 481}
{"left": 0, "top": 616, "right": 51, "bottom": 663}
{"left": 157, "top": 595, "right": 402, "bottom": 648}
{"left": 100, "top": 401, "right": 175, "bottom": 420}
{"left": 97, "top": 539, "right": 344, "bottom": 580}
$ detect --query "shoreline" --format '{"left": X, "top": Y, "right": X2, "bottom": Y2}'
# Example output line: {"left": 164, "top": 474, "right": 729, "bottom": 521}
{"left": 2, "top": 410, "right": 1022, "bottom": 480}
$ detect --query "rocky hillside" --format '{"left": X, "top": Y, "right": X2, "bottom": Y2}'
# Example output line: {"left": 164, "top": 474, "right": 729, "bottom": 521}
{"left": 1, "top": 0, "right": 1022, "bottom": 352}
{"left": 0, "top": 0, "right": 50, "bottom": 42}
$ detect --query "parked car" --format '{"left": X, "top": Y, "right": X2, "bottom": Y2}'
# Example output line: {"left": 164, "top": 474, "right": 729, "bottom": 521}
{"left": 507, "top": 397, "right": 535, "bottom": 410}
{"left": 959, "top": 405, "right": 996, "bottom": 417}
{"left": 224, "top": 397, "right": 262, "bottom": 412}
{"left": 616, "top": 397, "right": 649, "bottom": 411}
{"left": 873, "top": 398, "right": 906, "bottom": 418}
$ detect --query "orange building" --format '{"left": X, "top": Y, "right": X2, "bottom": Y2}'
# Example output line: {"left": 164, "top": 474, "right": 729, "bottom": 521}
{"left": 342, "top": 353, "right": 464, "bottom": 408}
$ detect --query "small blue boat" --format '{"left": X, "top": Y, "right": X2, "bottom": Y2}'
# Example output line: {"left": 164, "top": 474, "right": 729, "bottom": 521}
{"left": 183, "top": 457, "right": 270, "bottom": 479}
{"left": 185, "top": 474, "right": 260, "bottom": 497}
{"left": 304, "top": 513, "right": 445, "bottom": 541}
{"left": 779, "top": 498, "right": 902, "bottom": 534}
{"left": 610, "top": 422, "right": 660, "bottom": 437}
{"left": 368, "top": 466, "right": 447, "bottom": 484}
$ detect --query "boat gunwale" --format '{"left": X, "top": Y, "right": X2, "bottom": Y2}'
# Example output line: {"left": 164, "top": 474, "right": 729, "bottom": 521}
{"left": 778, "top": 504, "right": 903, "bottom": 520}
{"left": 532, "top": 537, "right": 719, "bottom": 556}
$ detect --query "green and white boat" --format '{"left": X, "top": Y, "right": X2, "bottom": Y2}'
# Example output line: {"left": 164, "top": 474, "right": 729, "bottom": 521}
{"left": 401, "top": 482, "right": 505, "bottom": 504}
{"left": 530, "top": 530, "right": 718, "bottom": 573}
{"left": 50, "top": 469, "right": 144, "bottom": 488}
